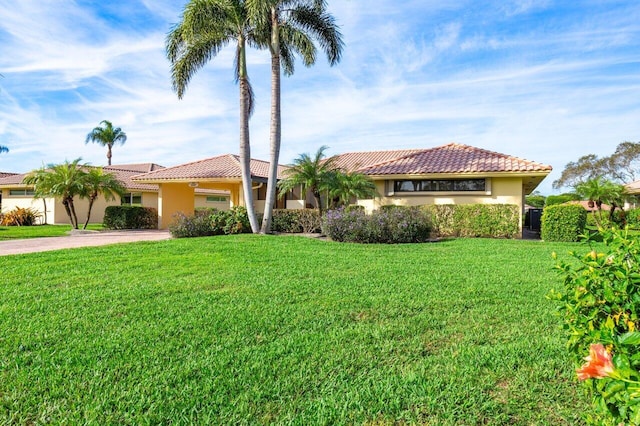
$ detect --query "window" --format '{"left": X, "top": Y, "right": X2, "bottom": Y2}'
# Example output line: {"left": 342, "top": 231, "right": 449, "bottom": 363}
{"left": 393, "top": 179, "right": 486, "bottom": 192}
{"left": 206, "top": 195, "right": 228, "bottom": 203}
{"left": 8, "top": 189, "right": 35, "bottom": 196}
{"left": 121, "top": 193, "right": 142, "bottom": 205}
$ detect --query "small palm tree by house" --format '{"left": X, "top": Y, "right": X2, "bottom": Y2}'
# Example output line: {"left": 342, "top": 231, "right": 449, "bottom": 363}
{"left": 80, "top": 168, "right": 125, "bottom": 229}
{"left": 327, "top": 170, "right": 377, "bottom": 209}
{"left": 22, "top": 165, "right": 50, "bottom": 224}
{"left": 85, "top": 120, "right": 127, "bottom": 166}
{"left": 23, "top": 159, "right": 88, "bottom": 229}
{"left": 278, "top": 146, "right": 338, "bottom": 215}
{"left": 167, "top": 0, "right": 262, "bottom": 233}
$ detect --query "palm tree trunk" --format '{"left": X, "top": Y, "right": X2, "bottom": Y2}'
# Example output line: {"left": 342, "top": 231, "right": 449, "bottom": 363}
{"left": 84, "top": 194, "right": 97, "bottom": 229}
{"left": 62, "top": 198, "right": 75, "bottom": 228}
{"left": 41, "top": 198, "right": 47, "bottom": 224}
{"left": 238, "top": 35, "right": 260, "bottom": 233}
{"left": 261, "top": 7, "right": 281, "bottom": 234}
{"left": 107, "top": 144, "right": 113, "bottom": 166}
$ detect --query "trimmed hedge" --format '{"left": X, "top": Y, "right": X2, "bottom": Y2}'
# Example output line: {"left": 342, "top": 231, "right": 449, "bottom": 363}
{"left": 541, "top": 204, "right": 586, "bottom": 242}
{"left": 271, "top": 209, "right": 322, "bottom": 234}
{"left": 103, "top": 206, "right": 158, "bottom": 230}
{"left": 424, "top": 204, "right": 520, "bottom": 238}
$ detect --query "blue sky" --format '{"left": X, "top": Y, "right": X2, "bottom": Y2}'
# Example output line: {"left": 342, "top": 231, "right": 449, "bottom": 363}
{"left": 1, "top": 0, "right": 639, "bottom": 194}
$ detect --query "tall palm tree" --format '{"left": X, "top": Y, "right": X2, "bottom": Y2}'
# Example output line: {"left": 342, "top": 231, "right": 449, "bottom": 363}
{"left": 251, "top": 0, "right": 343, "bottom": 233}
{"left": 327, "top": 170, "right": 377, "bottom": 209}
{"left": 23, "top": 159, "right": 88, "bottom": 228}
{"left": 277, "top": 145, "right": 337, "bottom": 215}
{"left": 0, "top": 145, "right": 8, "bottom": 154}
{"left": 80, "top": 168, "right": 125, "bottom": 229}
{"left": 85, "top": 120, "right": 127, "bottom": 166}
{"left": 167, "top": 0, "right": 262, "bottom": 233}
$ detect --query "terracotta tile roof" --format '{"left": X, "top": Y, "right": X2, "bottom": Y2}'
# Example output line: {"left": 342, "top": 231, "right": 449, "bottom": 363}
{"left": 0, "top": 172, "right": 17, "bottom": 179}
{"left": 334, "top": 143, "right": 552, "bottom": 175}
{"left": 566, "top": 200, "right": 611, "bottom": 211}
{"left": 105, "top": 163, "right": 165, "bottom": 173}
{"left": 0, "top": 173, "right": 27, "bottom": 186}
{"left": 132, "top": 154, "right": 287, "bottom": 182}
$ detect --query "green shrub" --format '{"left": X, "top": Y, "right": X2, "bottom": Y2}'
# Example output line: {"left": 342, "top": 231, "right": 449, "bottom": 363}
{"left": 541, "top": 204, "right": 586, "bottom": 242}
{"left": 323, "top": 206, "right": 431, "bottom": 243}
{"left": 549, "top": 228, "right": 640, "bottom": 424}
{"left": 0, "top": 207, "right": 40, "bottom": 226}
{"left": 424, "top": 204, "right": 520, "bottom": 238}
{"left": 103, "top": 206, "right": 158, "bottom": 230}
{"left": 211, "top": 206, "right": 251, "bottom": 235}
{"left": 627, "top": 208, "right": 640, "bottom": 229}
{"left": 271, "top": 209, "right": 321, "bottom": 234}
{"left": 169, "top": 212, "right": 216, "bottom": 238}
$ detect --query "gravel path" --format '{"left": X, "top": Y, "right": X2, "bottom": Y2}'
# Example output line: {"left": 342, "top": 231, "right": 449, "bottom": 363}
{"left": 0, "top": 230, "right": 172, "bottom": 256}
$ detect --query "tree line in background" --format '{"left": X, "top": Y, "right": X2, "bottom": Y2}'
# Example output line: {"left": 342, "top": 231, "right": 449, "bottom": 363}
{"left": 528, "top": 141, "right": 640, "bottom": 225}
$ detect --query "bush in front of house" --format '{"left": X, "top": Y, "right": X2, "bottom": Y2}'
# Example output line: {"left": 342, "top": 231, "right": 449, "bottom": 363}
{"left": 103, "top": 206, "right": 158, "bottom": 230}
{"left": 322, "top": 206, "right": 431, "bottom": 243}
{"left": 210, "top": 207, "right": 251, "bottom": 235}
{"left": 169, "top": 207, "right": 252, "bottom": 238}
{"left": 169, "top": 211, "right": 216, "bottom": 238}
{"left": 424, "top": 204, "right": 520, "bottom": 238}
{"left": 0, "top": 207, "right": 40, "bottom": 226}
{"left": 540, "top": 204, "right": 586, "bottom": 242}
{"left": 271, "top": 209, "right": 322, "bottom": 234}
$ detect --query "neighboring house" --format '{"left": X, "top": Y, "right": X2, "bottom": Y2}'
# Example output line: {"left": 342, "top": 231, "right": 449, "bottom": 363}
{"left": 0, "top": 164, "right": 163, "bottom": 224}
{"left": 131, "top": 154, "right": 288, "bottom": 229}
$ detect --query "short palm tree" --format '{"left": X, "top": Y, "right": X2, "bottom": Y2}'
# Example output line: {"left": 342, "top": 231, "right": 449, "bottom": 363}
{"left": 251, "top": 0, "right": 344, "bottom": 233}
{"left": 327, "top": 170, "right": 378, "bottom": 209}
{"left": 80, "top": 168, "right": 125, "bottom": 229}
{"left": 575, "top": 177, "right": 614, "bottom": 211}
{"left": 23, "top": 159, "right": 88, "bottom": 228}
{"left": 167, "top": 0, "right": 262, "bottom": 233}
{"left": 85, "top": 120, "right": 127, "bottom": 166}
{"left": 278, "top": 145, "right": 337, "bottom": 215}
{"left": 22, "top": 165, "right": 50, "bottom": 224}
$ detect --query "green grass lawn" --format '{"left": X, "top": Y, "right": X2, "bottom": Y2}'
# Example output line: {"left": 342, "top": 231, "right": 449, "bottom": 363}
{"left": 0, "top": 236, "right": 590, "bottom": 424}
{"left": 0, "top": 224, "right": 104, "bottom": 240}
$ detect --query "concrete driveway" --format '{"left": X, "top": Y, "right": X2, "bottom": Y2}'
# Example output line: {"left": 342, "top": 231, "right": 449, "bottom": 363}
{"left": 0, "top": 229, "right": 172, "bottom": 256}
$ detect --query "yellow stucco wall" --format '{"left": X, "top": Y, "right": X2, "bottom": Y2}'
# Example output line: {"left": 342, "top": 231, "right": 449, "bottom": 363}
{"left": 158, "top": 183, "right": 195, "bottom": 229}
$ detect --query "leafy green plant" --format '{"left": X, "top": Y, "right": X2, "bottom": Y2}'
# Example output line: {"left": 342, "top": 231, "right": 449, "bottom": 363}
{"left": 103, "top": 206, "right": 158, "bottom": 230}
{"left": 0, "top": 207, "right": 41, "bottom": 226}
{"left": 541, "top": 204, "right": 586, "bottom": 242}
{"left": 550, "top": 228, "right": 640, "bottom": 424}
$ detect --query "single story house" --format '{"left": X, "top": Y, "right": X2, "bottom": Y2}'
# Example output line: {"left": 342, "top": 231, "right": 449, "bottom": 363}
{"left": 0, "top": 163, "right": 232, "bottom": 225}
{"left": 131, "top": 143, "right": 552, "bottom": 231}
